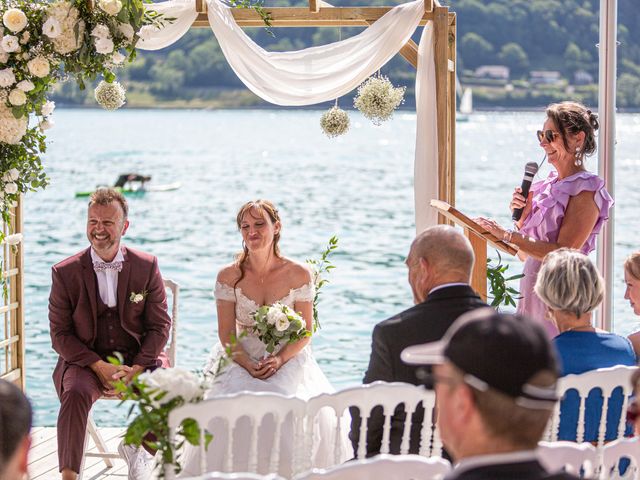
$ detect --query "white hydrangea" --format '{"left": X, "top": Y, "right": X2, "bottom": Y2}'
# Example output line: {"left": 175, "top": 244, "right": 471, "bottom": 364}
{"left": 94, "top": 36, "right": 114, "bottom": 55}
{"left": 8, "top": 88, "right": 26, "bottom": 106}
{"left": 1, "top": 34, "right": 20, "bottom": 53}
{"left": 0, "top": 101, "right": 27, "bottom": 145}
{"left": 138, "top": 367, "right": 204, "bottom": 407}
{"left": 94, "top": 80, "right": 126, "bottom": 110}
{"left": 16, "top": 79, "right": 34, "bottom": 92}
{"left": 46, "top": 1, "right": 85, "bottom": 54}
{"left": 353, "top": 75, "right": 406, "bottom": 126}
{"left": 3, "top": 9, "right": 28, "bottom": 33}
{"left": 27, "top": 56, "right": 50, "bottom": 78}
{"left": 0, "top": 67, "right": 16, "bottom": 87}
{"left": 42, "top": 17, "right": 61, "bottom": 39}
{"left": 91, "top": 24, "right": 110, "bottom": 40}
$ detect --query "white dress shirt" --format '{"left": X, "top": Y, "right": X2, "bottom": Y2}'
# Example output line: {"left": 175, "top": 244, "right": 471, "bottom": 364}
{"left": 90, "top": 248, "right": 124, "bottom": 308}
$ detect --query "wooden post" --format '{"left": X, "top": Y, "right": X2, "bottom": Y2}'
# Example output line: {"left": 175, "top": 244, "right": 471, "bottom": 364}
{"left": 433, "top": 5, "right": 450, "bottom": 223}
{"left": 11, "top": 197, "right": 25, "bottom": 391}
{"left": 447, "top": 14, "right": 456, "bottom": 209}
{"left": 466, "top": 230, "right": 487, "bottom": 300}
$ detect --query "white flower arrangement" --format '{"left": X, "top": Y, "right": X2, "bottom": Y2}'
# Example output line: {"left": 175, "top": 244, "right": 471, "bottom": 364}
{"left": 353, "top": 74, "right": 406, "bottom": 126}
{"left": 0, "top": 102, "right": 27, "bottom": 145}
{"left": 94, "top": 80, "right": 126, "bottom": 110}
{"left": 3, "top": 8, "right": 28, "bottom": 33}
{"left": 129, "top": 290, "right": 147, "bottom": 304}
{"left": 45, "top": 1, "right": 85, "bottom": 54}
{"left": 252, "top": 303, "right": 311, "bottom": 354}
{"left": 320, "top": 105, "right": 350, "bottom": 138}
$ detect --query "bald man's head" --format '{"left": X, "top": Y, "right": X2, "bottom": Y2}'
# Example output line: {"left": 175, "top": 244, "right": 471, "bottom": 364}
{"left": 408, "top": 225, "right": 475, "bottom": 294}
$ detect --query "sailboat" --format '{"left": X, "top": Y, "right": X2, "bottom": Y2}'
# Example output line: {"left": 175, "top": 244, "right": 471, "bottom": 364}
{"left": 457, "top": 87, "right": 473, "bottom": 122}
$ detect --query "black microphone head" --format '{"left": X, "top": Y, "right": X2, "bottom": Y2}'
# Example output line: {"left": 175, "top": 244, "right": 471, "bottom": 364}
{"left": 524, "top": 162, "right": 539, "bottom": 177}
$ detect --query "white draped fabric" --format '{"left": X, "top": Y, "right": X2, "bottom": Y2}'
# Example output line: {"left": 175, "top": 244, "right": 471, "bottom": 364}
{"left": 138, "top": 0, "right": 439, "bottom": 230}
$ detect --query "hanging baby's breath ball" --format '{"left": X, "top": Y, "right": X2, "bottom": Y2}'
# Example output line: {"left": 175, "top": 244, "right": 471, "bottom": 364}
{"left": 320, "top": 106, "right": 350, "bottom": 138}
{"left": 354, "top": 75, "right": 405, "bottom": 126}
{"left": 94, "top": 80, "right": 126, "bottom": 111}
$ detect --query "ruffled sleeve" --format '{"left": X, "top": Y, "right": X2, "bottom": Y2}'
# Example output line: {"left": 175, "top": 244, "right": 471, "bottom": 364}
{"left": 519, "top": 171, "right": 614, "bottom": 254}
{"left": 213, "top": 282, "right": 236, "bottom": 302}
{"left": 292, "top": 281, "right": 316, "bottom": 303}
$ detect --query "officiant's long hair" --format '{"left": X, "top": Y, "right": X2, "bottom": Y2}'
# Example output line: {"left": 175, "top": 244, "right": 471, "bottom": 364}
{"left": 233, "top": 199, "right": 282, "bottom": 290}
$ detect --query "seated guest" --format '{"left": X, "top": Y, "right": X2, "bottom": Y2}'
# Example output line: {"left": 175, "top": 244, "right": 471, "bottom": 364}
{"left": 623, "top": 251, "right": 640, "bottom": 356}
{"left": 629, "top": 369, "right": 640, "bottom": 436}
{"left": 401, "top": 309, "right": 578, "bottom": 480}
{"left": 0, "top": 379, "right": 33, "bottom": 480}
{"left": 534, "top": 248, "right": 637, "bottom": 442}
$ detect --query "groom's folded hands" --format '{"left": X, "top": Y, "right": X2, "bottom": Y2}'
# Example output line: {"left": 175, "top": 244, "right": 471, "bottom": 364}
{"left": 90, "top": 360, "right": 133, "bottom": 396}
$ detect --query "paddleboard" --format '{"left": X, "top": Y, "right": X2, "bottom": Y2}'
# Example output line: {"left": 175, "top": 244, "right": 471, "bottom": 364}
{"left": 74, "top": 182, "right": 181, "bottom": 198}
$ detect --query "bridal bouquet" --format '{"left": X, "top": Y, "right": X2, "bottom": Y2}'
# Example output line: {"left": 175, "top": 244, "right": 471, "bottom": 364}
{"left": 252, "top": 303, "right": 311, "bottom": 354}
{"left": 112, "top": 362, "right": 213, "bottom": 478}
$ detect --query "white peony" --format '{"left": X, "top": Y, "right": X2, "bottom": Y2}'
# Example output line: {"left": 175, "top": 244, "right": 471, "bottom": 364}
{"left": 27, "top": 56, "right": 50, "bottom": 78}
{"left": 138, "top": 367, "right": 203, "bottom": 407}
{"left": 98, "top": 0, "right": 123, "bottom": 16}
{"left": 42, "top": 17, "right": 61, "bottom": 39}
{"left": 8, "top": 89, "right": 26, "bottom": 106}
{"left": 118, "top": 23, "right": 134, "bottom": 41}
{"left": 3, "top": 9, "right": 28, "bottom": 33}
{"left": 275, "top": 312, "right": 291, "bottom": 332}
{"left": 41, "top": 100, "right": 55, "bottom": 116}
{"left": 39, "top": 118, "right": 54, "bottom": 131}
{"left": 94, "top": 36, "right": 114, "bottom": 55}
{"left": 91, "top": 24, "right": 110, "bottom": 39}
{"left": 111, "top": 51, "right": 126, "bottom": 64}
{"left": 3, "top": 233, "right": 22, "bottom": 245}
{"left": 266, "top": 306, "right": 283, "bottom": 326}
{"left": 0, "top": 103, "right": 27, "bottom": 145}
{"left": 3, "top": 168, "right": 19, "bottom": 182}
{"left": 16, "top": 80, "right": 34, "bottom": 92}
{"left": 1, "top": 35, "right": 20, "bottom": 52}
{"left": 4, "top": 182, "right": 18, "bottom": 194}
{"left": 0, "top": 67, "right": 16, "bottom": 87}
{"left": 46, "top": 1, "right": 85, "bottom": 54}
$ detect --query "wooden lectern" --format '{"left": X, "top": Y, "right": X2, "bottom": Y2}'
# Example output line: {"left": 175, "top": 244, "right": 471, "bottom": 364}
{"left": 430, "top": 199, "right": 518, "bottom": 299}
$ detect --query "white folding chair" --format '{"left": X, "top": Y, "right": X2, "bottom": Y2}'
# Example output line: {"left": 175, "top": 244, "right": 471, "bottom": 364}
{"left": 537, "top": 441, "right": 598, "bottom": 477}
{"left": 78, "top": 278, "right": 179, "bottom": 479}
{"left": 304, "top": 381, "right": 440, "bottom": 472}
{"left": 166, "top": 392, "right": 307, "bottom": 480}
{"left": 182, "top": 473, "right": 286, "bottom": 480}
{"left": 601, "top": 437, "right": 640, "bottom": 480}
{"left": 293, "top": 454, "right": 451, "bottom": 480}
{"left": 545, "top": 365, "right": 637, "bottom": 448}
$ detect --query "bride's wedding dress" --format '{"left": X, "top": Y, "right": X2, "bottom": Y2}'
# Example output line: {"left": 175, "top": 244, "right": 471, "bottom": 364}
{"left": 180, "top": 281, "right": 350, "bottom": 478}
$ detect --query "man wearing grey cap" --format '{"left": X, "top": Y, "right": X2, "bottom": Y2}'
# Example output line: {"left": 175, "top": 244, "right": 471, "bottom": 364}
{"left": 351, "top": 225, "right": 486, "bottom": 457}
{"left": 402, "top": 309, "right": 579, "bottom": 480}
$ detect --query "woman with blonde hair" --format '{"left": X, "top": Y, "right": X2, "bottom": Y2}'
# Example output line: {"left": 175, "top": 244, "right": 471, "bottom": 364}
{"left": 534, "top": 248, "right": 636, "bottom": 442}
{"left": 624, "top": 251, "right": 640, "bottom": 356}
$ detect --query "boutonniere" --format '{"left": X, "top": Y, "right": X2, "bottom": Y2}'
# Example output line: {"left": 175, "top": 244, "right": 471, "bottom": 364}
{"left": 129, "top": 290, "right": 148, "bottom": 304}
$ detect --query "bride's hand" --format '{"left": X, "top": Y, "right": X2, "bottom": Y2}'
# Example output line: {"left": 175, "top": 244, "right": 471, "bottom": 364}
{"left": 253, "top": 354, "right": 283, "bottom": 380}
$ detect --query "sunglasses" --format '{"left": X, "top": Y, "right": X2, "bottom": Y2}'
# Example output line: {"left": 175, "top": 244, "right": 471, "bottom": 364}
{"left": 627, "top": 400, "right": 639, "bottom": 425}
{"left": 536, "top": 129, "right": 559, "bottom": 143}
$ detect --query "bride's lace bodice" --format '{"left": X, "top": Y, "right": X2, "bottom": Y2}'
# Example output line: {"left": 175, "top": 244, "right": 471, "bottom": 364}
{"left": 214, "top": 281, "right": 315, "bottom": 329}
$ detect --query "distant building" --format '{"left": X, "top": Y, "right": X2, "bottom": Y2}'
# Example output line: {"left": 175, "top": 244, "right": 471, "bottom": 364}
{"left": 474, "top": 65, "right": 510, "bottom": 81}
{"left": 530, "top": 70, "right": 562, "bottom": 86}
{"left": 574, "top": 70, "right": 594, "bottom": 85}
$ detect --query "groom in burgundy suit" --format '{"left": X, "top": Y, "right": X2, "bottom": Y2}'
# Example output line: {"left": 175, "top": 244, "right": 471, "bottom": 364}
{"left": 49, "top": 188, "right": 171, "bottom": 480}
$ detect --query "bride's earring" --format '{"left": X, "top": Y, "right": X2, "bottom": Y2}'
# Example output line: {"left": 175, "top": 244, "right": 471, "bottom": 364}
{"left": 574, "top": 146, "right": 583, "bottom": 166}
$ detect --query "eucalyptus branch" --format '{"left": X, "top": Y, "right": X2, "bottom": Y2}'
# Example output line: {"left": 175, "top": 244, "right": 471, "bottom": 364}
{"left": 226, "top": 0, "right": 273, "bottom": 36}
{"left": 486, "top": 250, "right": 524, "bottom": 309}
{"left": 306, "top": 235, "right": 338, "bottom": 333}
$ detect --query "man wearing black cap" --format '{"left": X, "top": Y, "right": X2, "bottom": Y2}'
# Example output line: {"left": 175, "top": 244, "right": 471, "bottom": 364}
{"left": 402, "top": 309, "right": 579, "bottom": 480}
{"left": 350, "top": 225, "right": 487, "bottom": 457}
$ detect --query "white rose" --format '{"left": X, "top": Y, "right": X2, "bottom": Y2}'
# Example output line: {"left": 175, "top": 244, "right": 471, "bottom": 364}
{"left": 3, "top": 9, "right": 28, "bottom": 33}
{"left": 8, "top": 89, "right": 26, "bottom": 106}
{"left": 16, "top": 80, "right": 34, "bottom": 92}
{"left": 0, "top": 52, "right": 8, "bottom": 64}
{"left": 139, "top": 368, "right": 202, "bottom": 406}
{"left": 94, "top": 36, "right": 114, "bottom": 55}
{"left": 4, "top": 182, "right": 18, "bottom": 195}
{"left": 3, "top": 168, "right": 19, "bottom": 182}
{"left": 1, "top": 35, "right": 19, "bottom": 52}
{"left": 41, "top": 100, "right": 55, "bottom": 116}
{"left": 266, "top": 307, "right": 280, "bottom": 326}
{"left": 27, "top": 56, "right": 50, "bottom": 78}
{"left": 0, "top": 67, "right": 15, "bottom": 87}
{"left": 39, "top": 118, "right": 54, "bottom": 131}
{"left": 133, "top": 293, "right": 144, "bottom": 303}
{"left": 98, "top": 0, "right": 123, "bottom": 16}
{"left": 4, "top": 233, "right": 22, "bottom": 245}
{"left": 91, "top": 24, "right": 110, "bottom": 39}
{"left": 118, "top": 23, "right": 134, "bottom": 41}
{"left": 111, "top": 51, "right": 126, "bottom": 64}
{"left": 275, "top": 314, "right": 291, "bottom": 332}
{"left": 42, "top": 17, "right": 61, "bottom": 39}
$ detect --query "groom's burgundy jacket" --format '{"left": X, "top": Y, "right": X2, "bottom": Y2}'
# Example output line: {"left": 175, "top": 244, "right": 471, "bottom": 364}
{"left": 49, "top": 246, "right": 171, "bottom": 397}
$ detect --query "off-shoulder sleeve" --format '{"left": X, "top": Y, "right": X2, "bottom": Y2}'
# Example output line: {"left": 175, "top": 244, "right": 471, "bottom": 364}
{"left": 214, "top": 282, "right": 236, "bottom": 302}
{"left": 292, "top": 281, "right": 315, "bottom": 303}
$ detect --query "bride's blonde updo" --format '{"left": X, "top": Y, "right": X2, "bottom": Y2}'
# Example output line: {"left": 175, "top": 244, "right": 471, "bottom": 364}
{"left": 234, "top": 199, "right": 283, "bottom": 288}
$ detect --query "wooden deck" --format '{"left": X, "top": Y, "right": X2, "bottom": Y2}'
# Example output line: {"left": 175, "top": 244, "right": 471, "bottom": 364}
{"left": 29, "top": 427, "right": 129, "bottom": 480}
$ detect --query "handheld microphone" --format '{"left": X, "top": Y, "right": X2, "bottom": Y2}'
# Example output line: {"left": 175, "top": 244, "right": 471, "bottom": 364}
{"left": 512, "top": 161, "right": 539, "bottom": 222}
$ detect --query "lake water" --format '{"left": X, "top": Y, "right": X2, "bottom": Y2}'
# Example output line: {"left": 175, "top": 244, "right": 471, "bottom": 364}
{"left": 22, "top": 109, "right": 640, "bottom": 426}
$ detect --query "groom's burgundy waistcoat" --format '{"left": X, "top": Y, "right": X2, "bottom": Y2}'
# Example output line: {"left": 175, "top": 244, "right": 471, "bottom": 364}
{"left": 49, "top": 246, "right": 171, "bottom": 397}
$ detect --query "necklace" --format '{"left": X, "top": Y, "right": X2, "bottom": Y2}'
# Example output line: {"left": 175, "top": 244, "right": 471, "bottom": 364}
{"left": 563, "top": 324, "right": 594, "bottom": 333}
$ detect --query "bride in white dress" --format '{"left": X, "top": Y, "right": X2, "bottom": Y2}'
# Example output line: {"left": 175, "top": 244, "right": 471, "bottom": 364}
{"left": 180, "top": 200, "right": 349, "bottom": 478}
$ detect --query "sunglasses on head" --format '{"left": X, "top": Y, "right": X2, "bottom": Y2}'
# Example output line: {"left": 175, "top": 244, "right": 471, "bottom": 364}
{"left": 536, "top": 130, "right": 559, "bottom": 143}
